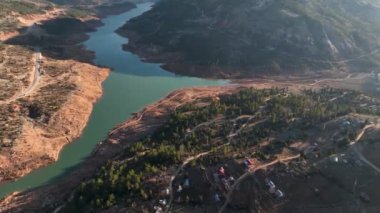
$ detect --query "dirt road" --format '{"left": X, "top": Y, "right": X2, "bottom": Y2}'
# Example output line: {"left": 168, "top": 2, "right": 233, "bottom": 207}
{"left": 350, "top": 124, "right": 380, "bottom": 173}
{"left": 218, "top": 154, "right": 300, "bottom": 213}
{"left": 0, "top": 48, "right": 42, "bottom": 104}
{"left": 165, "top": 143, "right": 231, "bottom": 213}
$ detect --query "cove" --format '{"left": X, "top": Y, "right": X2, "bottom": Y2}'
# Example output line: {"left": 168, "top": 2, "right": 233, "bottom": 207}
{"left": 0, "top": 2, "right": 225, "bottom": 199}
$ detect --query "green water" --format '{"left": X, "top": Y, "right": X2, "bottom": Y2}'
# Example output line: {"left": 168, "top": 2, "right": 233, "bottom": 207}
{"left": 0, "top": 2, "right": 225, "bottom": 199}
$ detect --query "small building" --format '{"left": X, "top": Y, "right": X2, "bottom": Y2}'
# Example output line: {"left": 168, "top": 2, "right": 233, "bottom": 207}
{"left": 360, "top": 192, "right": 371, "bottom": 202}
{"left": 214, "top": 193, "right": 221, "bottom": 203}
{"left": 228, "top": 176, "right": 235, "bottom": 185}
{"left": 176, "top": 185, "right": 183, "bottom": 193}
{"left": 159, "top": 199, "right": 167, "bottom": 206}
{"left": 265, "top": 179, "right": 276, "bottom": 189}
{"left": 154, "top": 206, "right": 163, "bottom": 213}
{"left": 218, "top": 167, "right": 226, "bottom": 178}
{"left": 184, "top": 179, "right": 190, "bottom": 188}
{"left": 275, "top": 189, "right": 285, "bottom": 199}
{"left": 243, "top": 159, "right": 254, "bottom": 169}
{"left": 11, "top": 104, "right": 21, "bottom": 113}
{"left": 165, "top": 188, "right": 170, "bottom": 196}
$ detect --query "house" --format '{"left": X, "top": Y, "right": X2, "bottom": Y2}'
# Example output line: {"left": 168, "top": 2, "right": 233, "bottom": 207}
{"left": 165, "top": 188, "right": 170, "bottom": 196}
{"left": 159, "top": 199, "right": 167, "bottom": 206}
{"left": 154, "top": 206, "right": 163, "bottom": 213}
{"left": 214, "top": 193, "right": 221, "bottom": 203}
{"left": 184, "top": 179, "right": 190, "bottom": 188}
{"left": 176, "top": 185, "right": 183, "bottom": 193}
{"left": 265, "top": 179, "right": 276, "bottom": 189}
{"left": 275, "top": 189, "right": 285, "bottom": 198}
{"left": 228, "top": 176, "right": 235, "bottom": 185}
{"left": 243, "top": 159, "right": 254, "bottom": 169}
{"left": 11, "top": 104, "right": 21, "bottom": 113}
{"left": 218, "top": 167, "right": 226, "bottom": 178}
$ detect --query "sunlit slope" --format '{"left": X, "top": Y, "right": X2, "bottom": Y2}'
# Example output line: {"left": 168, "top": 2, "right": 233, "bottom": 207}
{"left": 0, "top": 0, "right": 54, "bottom": 32}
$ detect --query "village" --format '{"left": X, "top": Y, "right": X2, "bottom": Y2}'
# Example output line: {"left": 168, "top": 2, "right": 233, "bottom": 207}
{"left": 151, "top": 119, "right": 379, "bottom": 213}
{"left": 142, "top": 93, "right": 380, "bottom": 213}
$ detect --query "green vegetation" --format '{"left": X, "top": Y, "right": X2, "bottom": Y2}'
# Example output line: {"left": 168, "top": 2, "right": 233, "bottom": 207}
{"left": 65, "top": 87, "right": 379, "bottom": 211}
{"left": 64, "top": 8, "right": 92, "bottom": 19}
{"left": 0, "top": 0, "right": 53, "bottom": 32}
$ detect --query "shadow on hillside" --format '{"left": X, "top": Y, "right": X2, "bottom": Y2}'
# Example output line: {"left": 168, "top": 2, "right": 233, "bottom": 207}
{"left": 4, "top": 17, "right": 104, "bottom": 64}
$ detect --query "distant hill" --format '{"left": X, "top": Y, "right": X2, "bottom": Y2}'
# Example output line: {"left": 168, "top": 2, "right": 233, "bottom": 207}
{"left": 49, "top": 0, "right": 152, "bottom": 6}
{"left": 49, "top": 0, "right": 125, "bottom": 6}
{"left": 48, "top": 0, "right": 151, "bottom": 18}
{"left": 0, "top": 0, "right": 54, "bottom": 32}
{"left": 120, "top": 0, "right": 380, "bottom": 78}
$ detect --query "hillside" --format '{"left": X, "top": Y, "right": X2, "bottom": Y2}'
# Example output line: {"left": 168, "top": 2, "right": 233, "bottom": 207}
{"left": 1, "top": 74, "right": 379, "bottom": 212}
{"left": 119, "top": 0, "right": 380, "bottom": 78}
{"left": 59, "top": 87, "right": 379, "bottom": 212}
{"left": 48, "top": 0, "right": 138, "bottom": 17}
{"left": 0, "top": 0, "right": 55, "bottom": 33}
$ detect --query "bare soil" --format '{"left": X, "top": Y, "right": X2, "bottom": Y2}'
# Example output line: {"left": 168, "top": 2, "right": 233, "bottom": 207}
{"left": 0, "top": 59, "right": 109, "bottom": 183}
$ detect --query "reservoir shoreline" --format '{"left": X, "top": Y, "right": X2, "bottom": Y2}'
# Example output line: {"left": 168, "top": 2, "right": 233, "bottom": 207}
{"left": 0, "top": 2, "right": 225, "bottom": 209}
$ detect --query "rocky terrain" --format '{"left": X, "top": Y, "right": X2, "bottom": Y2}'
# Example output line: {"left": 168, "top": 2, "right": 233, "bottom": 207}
{"left": 0, "top": 0, "right": 142, "bottom": 184}
{"left": 0, "top": 0, "right": 56, "bottom": 37}
{"left": 119, "top": 0, "right": 380, "bottom": 78}
{"left": 0, "top": 56, "right": 109, "bottom": 184}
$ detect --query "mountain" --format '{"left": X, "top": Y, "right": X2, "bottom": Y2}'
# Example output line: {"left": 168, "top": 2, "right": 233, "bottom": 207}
{"left": 119, "top": 0, "right": 380, "bottom": 78}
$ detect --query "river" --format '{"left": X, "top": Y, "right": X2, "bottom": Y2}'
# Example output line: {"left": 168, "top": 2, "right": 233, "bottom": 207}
{"left": 0, "top": 2, "right": 225, "bottom": 199}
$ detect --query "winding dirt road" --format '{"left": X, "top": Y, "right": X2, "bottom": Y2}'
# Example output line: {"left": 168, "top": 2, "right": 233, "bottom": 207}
{"left": 0, "top": 48, "right": 42, "bottom": 104}
{"left": 350, "top": 124, "right": 380, "bottom": 173}
{"left": 218, "top": 154, "right": 301, "bottom": 213}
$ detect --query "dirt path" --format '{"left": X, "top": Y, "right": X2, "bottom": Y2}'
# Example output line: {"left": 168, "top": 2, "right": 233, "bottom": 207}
{"left": 20, "top": 49, "right": 42, "bottom": 98}
{"left": 165, "top": 142, "right": 231, "bottom": 213}
{"left": 328, "top": 92, "right": 347, "bottom": 102}
{"left": 349, "top": 124, "right": 375, "bottom": 146}
{"left": 218, "top": 154, "right": 300, "bottom": 213}
{"left": 350, "top": 124, "right": 380, "bottom": 173}
{"left": 0, "top": 48, "right": 42, "bottom": 104}
{"left": 165, "top": 105, "right": 266, "bottom": 213}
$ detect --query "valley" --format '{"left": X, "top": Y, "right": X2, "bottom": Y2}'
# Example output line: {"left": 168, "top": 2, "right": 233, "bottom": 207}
{"left": 0, "top": 0, "right": 144, "bottom": 187}
{"left": 0, "top": 1, "right": 380, "bottom": 213}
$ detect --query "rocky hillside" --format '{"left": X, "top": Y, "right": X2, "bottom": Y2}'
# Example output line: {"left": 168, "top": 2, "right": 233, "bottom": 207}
{"left": 0, "top": 0, "right": 55, "bottom": 32}
{"left": 120, "top": 0, "right": 380, "bottom": 78}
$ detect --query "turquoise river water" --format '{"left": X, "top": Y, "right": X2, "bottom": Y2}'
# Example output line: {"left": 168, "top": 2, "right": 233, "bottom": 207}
{"left": 0, "top": 2, "right": 225, "bottom": 198}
